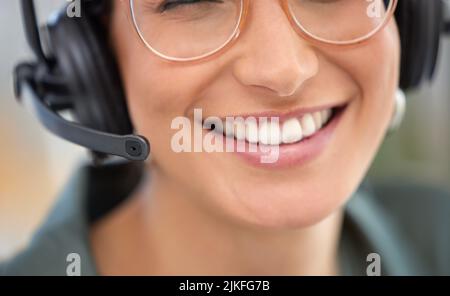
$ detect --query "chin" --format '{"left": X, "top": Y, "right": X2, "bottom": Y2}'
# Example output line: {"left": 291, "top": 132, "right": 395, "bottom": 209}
{"left": 215, "top": 180, "right": 351, "bottom": 231}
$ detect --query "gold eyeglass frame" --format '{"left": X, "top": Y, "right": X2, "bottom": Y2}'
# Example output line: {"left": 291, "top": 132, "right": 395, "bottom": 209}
{"left": 128, "top": 0, "right": 399, "bottom": 64}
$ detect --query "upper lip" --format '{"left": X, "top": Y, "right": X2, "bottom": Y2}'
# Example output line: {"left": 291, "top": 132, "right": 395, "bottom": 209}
{"left": 199, "top": 101, "right": 349, "bottom": 124}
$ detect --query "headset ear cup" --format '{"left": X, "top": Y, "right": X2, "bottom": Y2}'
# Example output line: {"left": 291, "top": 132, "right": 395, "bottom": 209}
{"left": 396, "top": 0, "right": 443, "bottom": 90}
{"left": 46, "top": 7, "right": 133, "bottom": 135}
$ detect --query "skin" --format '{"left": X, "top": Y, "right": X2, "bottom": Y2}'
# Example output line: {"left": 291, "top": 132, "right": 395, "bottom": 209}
{"left": 90, "top": 0, "right": 401, "bottom": 275}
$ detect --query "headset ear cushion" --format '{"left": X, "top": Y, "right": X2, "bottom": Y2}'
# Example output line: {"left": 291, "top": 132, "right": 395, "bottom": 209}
{"left": 46, "top": 9, "right": 133, "bottom": 135}
{"left": 396, "top": 0, "right": 443, "bottom": 90}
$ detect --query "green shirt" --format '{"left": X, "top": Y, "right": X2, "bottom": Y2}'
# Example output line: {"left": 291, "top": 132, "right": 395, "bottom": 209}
{"left": 1, "top": 160, "right": 450, "bottom": 276}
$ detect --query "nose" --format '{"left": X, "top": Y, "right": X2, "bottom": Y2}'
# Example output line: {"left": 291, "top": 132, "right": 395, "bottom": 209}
{"left": 231, "top": 1, "right": 318, "bottom": 98}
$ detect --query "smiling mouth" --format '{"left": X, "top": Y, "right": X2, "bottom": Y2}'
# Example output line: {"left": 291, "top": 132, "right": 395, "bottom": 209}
{"left": 201, "top": 104, "right": 347, "bottom": 146}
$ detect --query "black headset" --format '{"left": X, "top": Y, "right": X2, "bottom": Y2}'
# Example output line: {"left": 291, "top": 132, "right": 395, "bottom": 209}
{"left": 13, "top": 0, "right": 450, "bottom": 163}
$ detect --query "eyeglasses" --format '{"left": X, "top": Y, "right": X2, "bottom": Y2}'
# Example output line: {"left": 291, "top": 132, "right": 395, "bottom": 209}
{"left": 129, "top": 0, "right": 398, "bottom": 63}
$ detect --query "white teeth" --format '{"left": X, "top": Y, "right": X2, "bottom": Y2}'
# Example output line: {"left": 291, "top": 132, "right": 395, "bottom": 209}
{"left": 268, "top": 122, "right": 281, "bottom": 145}
{"left": 208, "top": 108, "right": 333, "bottom": 145}
{"left": 301, "top": 114, "right": 316, "bottom": 137}
{"left": 312, "top": 111, "right": 323, "bottom": 129}
{"left": 234, "top": 122, "right": 246, "bottom": 141}
{"left": 281, "top": 118, "right": 303, "bottom": 144}
{"left": 224, "top": 120, "right": 235, "bottom": 137}
{"left": 245, "top": 120, "right": 259, "bottom": 144}
{"left": 258, "top": 120, "right": 281, "bottom": 145}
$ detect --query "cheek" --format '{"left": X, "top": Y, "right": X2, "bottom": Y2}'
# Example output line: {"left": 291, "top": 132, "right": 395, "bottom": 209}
{"left": 111, "top": 6, "right": 208, "bottom": 140}
{"left": 357, "top": 21, "right": 400, "bottom": 156}
{"left": 347, "top": 21, "right": 401, "bottom": 131}
{"left": 114, "top": 30, "right": 206, "bottom": 161}
{"left": 329, "top": 20, "right": 401, "bottom": 191}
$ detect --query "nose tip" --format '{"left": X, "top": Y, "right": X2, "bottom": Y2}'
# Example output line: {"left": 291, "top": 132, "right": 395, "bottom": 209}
{"left": 232, "top": 44, "right": 319, "bottom": 98}
{"left": 229, "top": 0, "right": 320, "bottom": 100}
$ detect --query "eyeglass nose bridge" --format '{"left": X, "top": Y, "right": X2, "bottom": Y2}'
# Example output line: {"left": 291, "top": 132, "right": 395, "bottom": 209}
{"left": 184, "top": 0, "right": 314, "bottom": 64}
{"left": 235, "top": 0, "right": 312, "bottom": 42}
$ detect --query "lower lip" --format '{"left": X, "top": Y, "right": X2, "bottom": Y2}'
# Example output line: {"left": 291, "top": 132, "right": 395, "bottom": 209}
{"left": 228, "top": 106, "right": 347, "bottom": 169}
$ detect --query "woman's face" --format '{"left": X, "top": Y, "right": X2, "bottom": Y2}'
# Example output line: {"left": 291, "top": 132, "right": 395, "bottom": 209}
{"left": 111, "top": 0, "right": 400, "bottom": 228}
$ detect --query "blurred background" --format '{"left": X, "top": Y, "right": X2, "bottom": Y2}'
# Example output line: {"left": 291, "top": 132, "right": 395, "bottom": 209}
{"left": 0, "top": 1, "right": 449, "bottom": 261}
{"left": 0, "top": 1, "right": 86, "bottom": 260}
